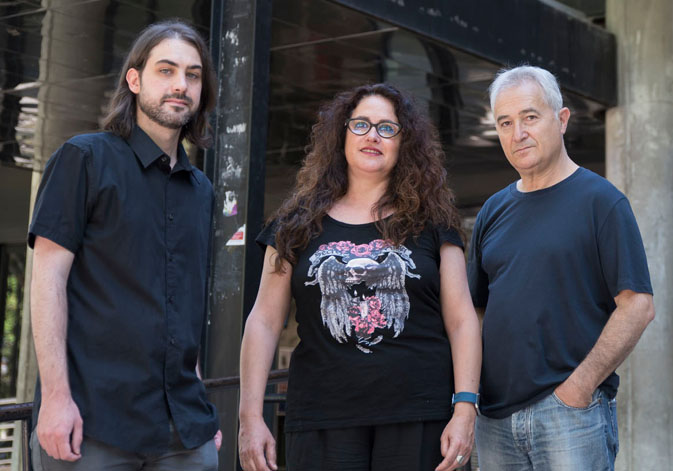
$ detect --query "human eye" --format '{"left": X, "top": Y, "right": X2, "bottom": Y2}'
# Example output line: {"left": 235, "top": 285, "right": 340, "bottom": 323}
{"left": 526, "top": 114, "right": 538, "bottom": 121}
{"left": 350, "top": 120, "right": 370, "bottom": 134}
{"left": 377, "top": 122, "right": 397, "bottom": 137}
{"left": 159, "top": 67, "right": 172, "bottom": 75}
{"left": 187, "top": 72, "right": 201, "bottom": 80}
{"left": 499, "top": 120, "right": 511, "bottom": 128}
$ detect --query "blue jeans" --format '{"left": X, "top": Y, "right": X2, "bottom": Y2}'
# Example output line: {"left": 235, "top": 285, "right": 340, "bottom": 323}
{"left": 476, "top": 389, "right": 618, "bottom": 471}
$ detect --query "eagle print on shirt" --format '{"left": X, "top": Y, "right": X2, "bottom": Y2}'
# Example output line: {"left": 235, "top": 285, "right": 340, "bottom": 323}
{"left": 305, "top": 239, "right": 420, "bottom": 353}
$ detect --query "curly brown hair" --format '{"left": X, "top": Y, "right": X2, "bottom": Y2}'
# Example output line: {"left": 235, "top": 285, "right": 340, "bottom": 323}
{"left": 271, "top": 83, "right": 462, "bottom": 271}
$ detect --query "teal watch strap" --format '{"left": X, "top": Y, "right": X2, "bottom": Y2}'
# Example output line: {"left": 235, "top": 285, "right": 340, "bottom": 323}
{"left": 452, "top": 392, "right": 480, "bottom": 412}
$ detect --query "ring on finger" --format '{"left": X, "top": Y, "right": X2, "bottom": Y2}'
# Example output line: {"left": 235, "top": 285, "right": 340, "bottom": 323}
{"left": 456, "top": 454, "right": 464, "bottom": 464}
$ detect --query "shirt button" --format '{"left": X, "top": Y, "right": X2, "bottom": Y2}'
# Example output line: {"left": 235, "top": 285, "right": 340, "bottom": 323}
{"left": 168, "top": 213, "right": 174, "bottom": 221}
{"left": 168, "top": 295, "right": 174, "bottom": 303}
{"left": 169, "top": 337, "right": 176, "bottom": 345}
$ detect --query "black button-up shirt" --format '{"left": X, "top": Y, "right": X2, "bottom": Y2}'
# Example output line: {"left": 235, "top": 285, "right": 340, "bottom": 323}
{"left": 29, "top": 126, "right": 218, "bottom": 454}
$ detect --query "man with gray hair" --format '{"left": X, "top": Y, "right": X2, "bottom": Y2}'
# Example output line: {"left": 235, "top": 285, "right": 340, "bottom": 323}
{"left": 467, "top": 65, "right": 654, "bottom": 470}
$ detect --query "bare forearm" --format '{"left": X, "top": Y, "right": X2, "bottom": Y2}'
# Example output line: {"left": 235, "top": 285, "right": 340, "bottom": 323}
{"left": 239, "top": 315, "right": 283, "bottom": 420}
{"left": 31, "top": 240, "right": 74, "bottom": 397}
{"left": 448, "top": 318, "right": 482, "bottom": 394}
{"left": 567, "top": 292, "right": 654, "bottom": 393}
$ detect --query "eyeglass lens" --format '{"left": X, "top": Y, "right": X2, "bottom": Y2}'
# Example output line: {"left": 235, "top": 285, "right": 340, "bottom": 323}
{"left": 347, "top": 119, "right": 400, "bottom": 138}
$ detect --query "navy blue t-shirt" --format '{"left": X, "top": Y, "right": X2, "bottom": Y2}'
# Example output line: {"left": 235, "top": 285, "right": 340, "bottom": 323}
{"left": 468, "top": 167, "right": 652, "bottom": 419}
{"left": 258, "top": 216, "right": 463, "bottom": 432}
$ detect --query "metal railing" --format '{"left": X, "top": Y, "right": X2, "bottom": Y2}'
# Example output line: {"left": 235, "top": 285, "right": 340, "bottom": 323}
{"left": 0, "top": 369, "right": 472, "bottom": 471}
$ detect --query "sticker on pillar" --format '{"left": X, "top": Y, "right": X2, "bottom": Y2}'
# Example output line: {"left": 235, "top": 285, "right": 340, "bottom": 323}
{"left": 226, "top": 224, "right": 246, "bottom": 246}
{"left": 223, "top": 190, "right": 238, "bottom": 216}
{"left": 222, "top": 156, "right": 242, "bottom": 181}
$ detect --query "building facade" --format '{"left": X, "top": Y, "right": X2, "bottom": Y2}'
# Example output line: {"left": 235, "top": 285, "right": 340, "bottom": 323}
{"left": 0, "top": 1, "right": 670, "bottom": 470}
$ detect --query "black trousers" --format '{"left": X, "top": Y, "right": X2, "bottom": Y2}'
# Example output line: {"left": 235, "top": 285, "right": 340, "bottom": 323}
{"left": 286, "top": 420, "right": 446, "bottom": 471}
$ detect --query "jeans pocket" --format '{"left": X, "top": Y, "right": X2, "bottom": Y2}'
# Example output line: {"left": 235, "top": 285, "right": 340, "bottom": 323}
{"left": 606, "top": 398, "right": 619, "bottom": 457}
{"left": 551, "top": 390, "right": 600, "bottom": 411}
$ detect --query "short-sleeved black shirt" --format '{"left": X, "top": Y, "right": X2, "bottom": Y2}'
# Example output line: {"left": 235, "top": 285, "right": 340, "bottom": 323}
{"left": 28, "top": 126, "right": 218, "bottom": 454}
{"left": 468, "top": 168, "right": 653, "bottom": 419}
{"left": 258, "top": 216, "right": 463, "bottom": 432}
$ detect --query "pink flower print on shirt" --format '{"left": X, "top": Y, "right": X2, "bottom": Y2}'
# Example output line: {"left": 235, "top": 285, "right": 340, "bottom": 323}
{"left": 348, "top": 296, "right": 387, "bottom": 336}
{"left": 351, "top": 244, "right": 372, "bottom": 257}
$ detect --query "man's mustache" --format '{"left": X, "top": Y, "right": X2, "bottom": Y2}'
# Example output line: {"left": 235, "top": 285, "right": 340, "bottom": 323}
{"left": 161, "top": 94, "right": 193, "bottom": 105}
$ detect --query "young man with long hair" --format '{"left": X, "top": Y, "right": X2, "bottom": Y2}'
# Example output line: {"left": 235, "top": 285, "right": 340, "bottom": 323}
{"left": 29, "top": 19, "right": 220, "bottom": 470}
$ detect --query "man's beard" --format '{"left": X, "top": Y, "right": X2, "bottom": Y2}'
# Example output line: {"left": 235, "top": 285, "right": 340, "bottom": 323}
{"left": 138, "top": 93, "right": 196, "bottom": 129}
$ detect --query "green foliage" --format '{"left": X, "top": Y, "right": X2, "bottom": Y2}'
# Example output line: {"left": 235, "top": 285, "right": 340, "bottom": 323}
{"left": 2, "top": 270, "right": 24, "bottom": 399}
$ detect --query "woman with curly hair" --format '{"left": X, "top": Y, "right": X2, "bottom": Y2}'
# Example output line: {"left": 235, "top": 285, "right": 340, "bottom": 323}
{"left": 238, "top": 83, "right": 481, "bottom": 471}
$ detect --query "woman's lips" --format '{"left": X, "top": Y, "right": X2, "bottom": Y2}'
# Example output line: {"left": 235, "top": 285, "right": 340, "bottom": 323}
{"left": 360, "top": 147, "right": 382, "bottom": 155}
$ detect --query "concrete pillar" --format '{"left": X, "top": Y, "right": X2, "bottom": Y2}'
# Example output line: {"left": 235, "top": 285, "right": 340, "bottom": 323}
{"left": 606, "top": 1, "right": 673, "bottom": 469}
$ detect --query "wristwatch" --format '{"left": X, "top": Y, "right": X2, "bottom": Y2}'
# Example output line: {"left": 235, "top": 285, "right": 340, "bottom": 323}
{"left": 452, "top": 391, "right": 480, "bottom": 414}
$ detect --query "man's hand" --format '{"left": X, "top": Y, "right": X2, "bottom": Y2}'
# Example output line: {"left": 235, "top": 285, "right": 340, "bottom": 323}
{"left": 555, "top": 290, "right": 654, "bottom": 409}
{"left": 436, "top": 404, "right": 476, "bottom": 471}
{"left": 238, "top": 417, "right": 277, "bottom": 471}
{"left": 554, "top": 377, "right": 593, "bottom": 408}
{"left": 36, "top": 392, "right": 83, "bottom": 461}
{"left": 214, "top": 429, "right": 222, "bottom": 451}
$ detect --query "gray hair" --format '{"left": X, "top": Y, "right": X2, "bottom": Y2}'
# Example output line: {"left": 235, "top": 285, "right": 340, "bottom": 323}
{"left": 489, "top": 65, "right": 563, "bottom": 114}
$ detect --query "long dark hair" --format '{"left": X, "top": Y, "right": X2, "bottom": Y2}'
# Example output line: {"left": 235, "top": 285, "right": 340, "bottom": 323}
{"left": 272, "top": 83, "right": 463, "bottom": 271}
{"left": 102, "top": 19, "right": 216, "bottom": 148}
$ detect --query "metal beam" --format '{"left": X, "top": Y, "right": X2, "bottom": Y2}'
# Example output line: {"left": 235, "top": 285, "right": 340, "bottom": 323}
{"left": 205, "top": 0, "right": 273, "bottom": 469}
{"left": 328, "top": 0, "right": 617, "bottom": 106}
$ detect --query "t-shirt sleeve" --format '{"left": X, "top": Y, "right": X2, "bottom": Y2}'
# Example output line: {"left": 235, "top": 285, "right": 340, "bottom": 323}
{"left": 467, "top": 213, "right": 489, "bottom": 308}
{"left": 28, "top": 142, "right": 91, "bottom": 253}
{"left": 597, "top": 198, "right": 653, "bottom": 297}
{"left": 256, "top": 220, "right": 278, "bottom": 250}
{"left": 435, "top": 225, "right": 464, "bottom": 250}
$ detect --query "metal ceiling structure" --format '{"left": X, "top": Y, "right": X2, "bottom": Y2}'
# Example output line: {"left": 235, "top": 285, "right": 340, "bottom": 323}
{"left": 264, "top": 0, "right": 611, "bottom": 209}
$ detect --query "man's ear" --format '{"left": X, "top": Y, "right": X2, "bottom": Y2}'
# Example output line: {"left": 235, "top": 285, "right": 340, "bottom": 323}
{"left": 126, "top": 68, "right": 140, "bottom": 95}
{"left": 558, "top": 107, "right": 571, "bottom": 134}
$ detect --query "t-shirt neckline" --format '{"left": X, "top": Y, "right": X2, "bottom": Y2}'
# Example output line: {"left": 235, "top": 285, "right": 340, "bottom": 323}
{"left": 325, "top": 214, "right": 389, "bottom": 228}
{"left": 509, "top": 167, "right": 584, "bottom": 199}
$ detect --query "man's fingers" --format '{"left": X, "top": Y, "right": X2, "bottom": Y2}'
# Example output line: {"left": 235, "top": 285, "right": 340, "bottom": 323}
{"left": 71, "top": 416, "right": 83, "bottom": 456}
{"left": 55, "top": 433, "right": 80, "bottom": 462}
{"left": 214, "top": 429, "right": 223, "bottom": 451}
{"left": 265, "top": 438, "right": 278, "bottom": 470}
{"left": 38, "top": 428, "right": 67, "bottom": 460}
{"left": 251, "top": 449, "right": 272, "bottom": 471}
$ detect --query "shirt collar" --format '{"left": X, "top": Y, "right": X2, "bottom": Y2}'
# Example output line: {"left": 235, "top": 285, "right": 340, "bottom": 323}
{"left": 128, "top": 125, "right": 195, "bottom": 176}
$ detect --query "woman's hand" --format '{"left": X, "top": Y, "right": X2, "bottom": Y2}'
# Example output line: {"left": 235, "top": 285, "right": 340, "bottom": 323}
{"left": 238, "top": 417, "right": 277, "bottom": 471}
{"left": 435, "top": 404, "right": 476, "bottom": 471}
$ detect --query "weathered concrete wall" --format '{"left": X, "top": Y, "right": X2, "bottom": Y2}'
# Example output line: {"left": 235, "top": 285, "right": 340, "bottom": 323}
{"left": 606, "top": 1, "right": 673, "bottom": 469}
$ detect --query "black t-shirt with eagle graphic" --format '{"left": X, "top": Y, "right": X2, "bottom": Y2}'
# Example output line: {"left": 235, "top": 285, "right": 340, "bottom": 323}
{"left": 257, "top": 215, "right": 463, "bottom": 432}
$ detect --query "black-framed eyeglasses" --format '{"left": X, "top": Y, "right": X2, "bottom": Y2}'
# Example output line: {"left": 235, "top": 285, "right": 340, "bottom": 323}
{"left": 345, "top": 118, "right": 402, "bottom": 139}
